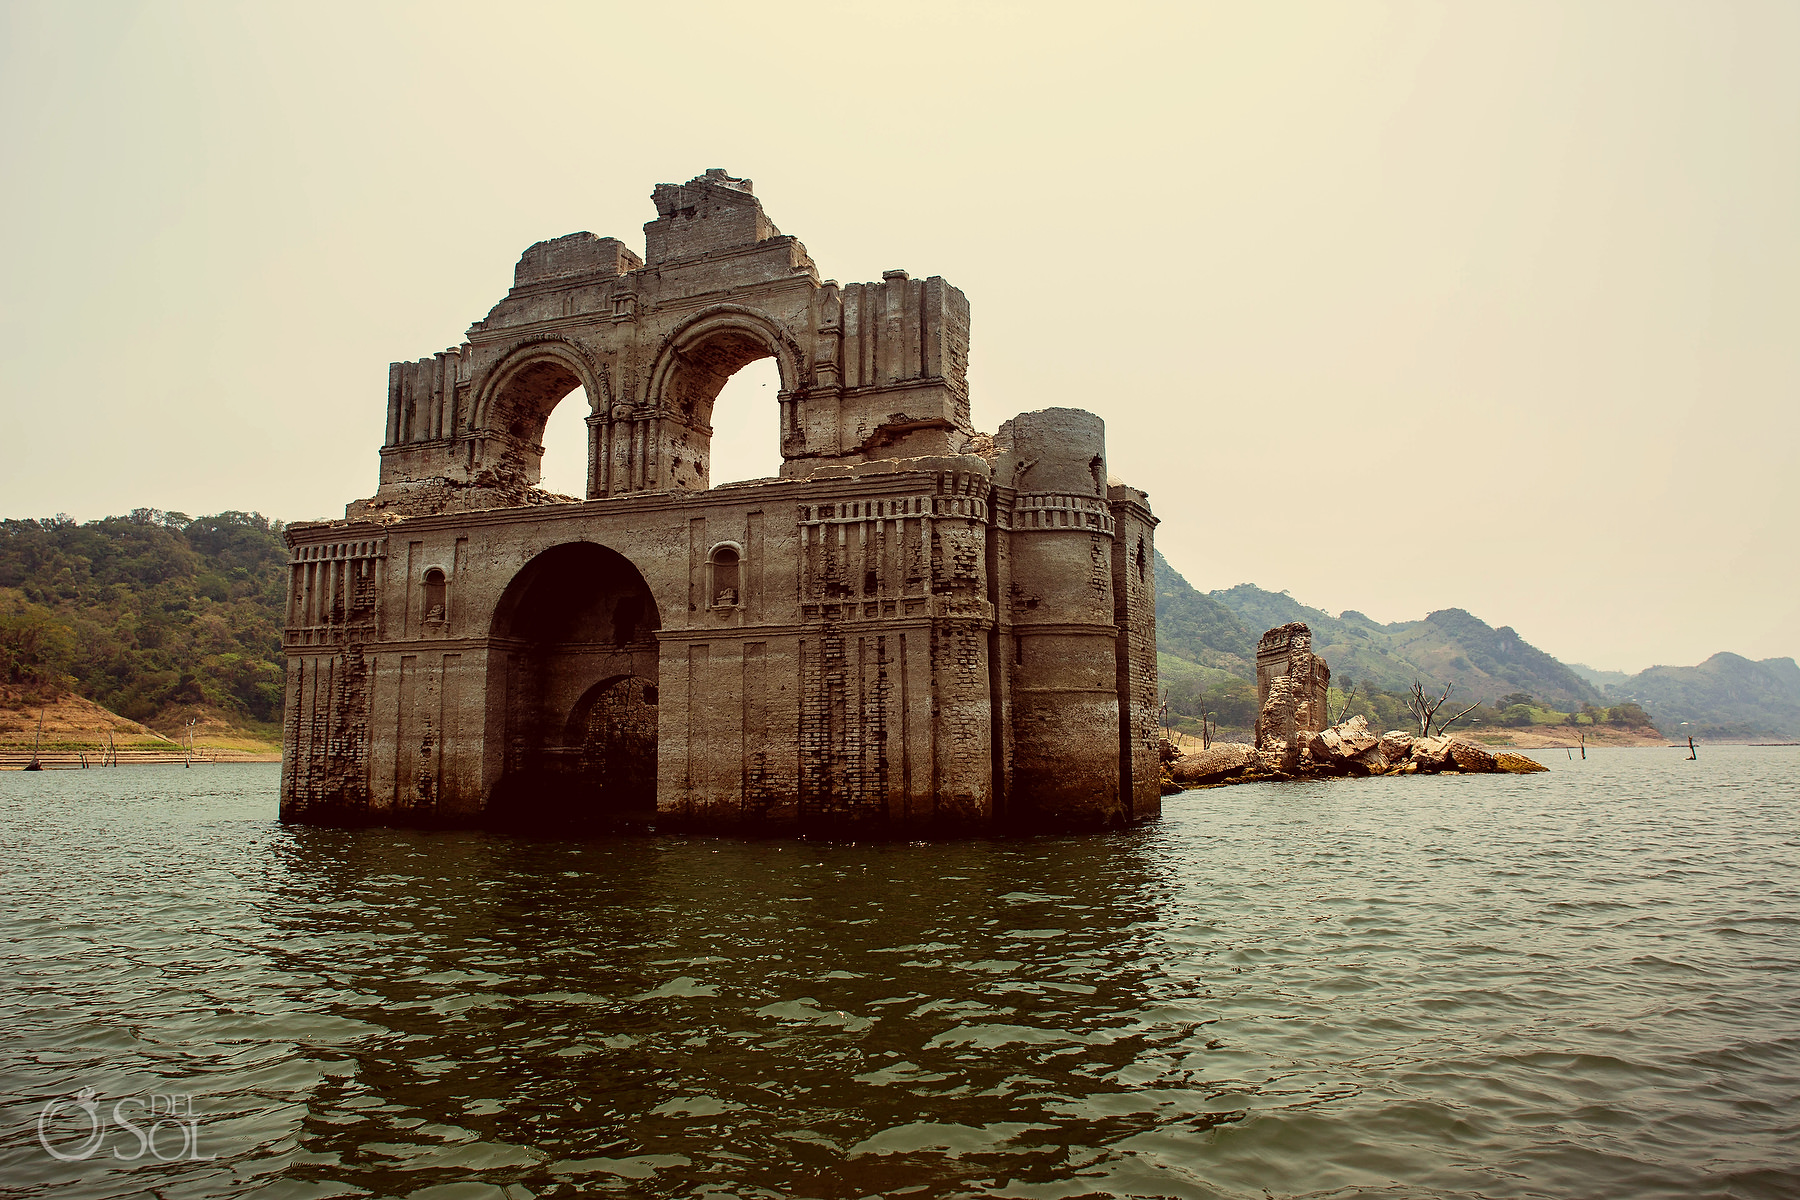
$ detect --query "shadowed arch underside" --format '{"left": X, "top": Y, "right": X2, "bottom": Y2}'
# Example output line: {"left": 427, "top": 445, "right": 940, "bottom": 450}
{"left": 485, "top": 542, "right": 660, "bottom": 831}
{"left": 476, "top": 349, "right": 594, "bottom": 497}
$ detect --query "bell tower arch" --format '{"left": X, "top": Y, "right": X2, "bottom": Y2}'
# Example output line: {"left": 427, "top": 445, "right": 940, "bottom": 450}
{"left": 645, "top": 307, "right": 798, "bottom": 491}
{"left": 351, "top": 170, "right": 977, "bottom": 519}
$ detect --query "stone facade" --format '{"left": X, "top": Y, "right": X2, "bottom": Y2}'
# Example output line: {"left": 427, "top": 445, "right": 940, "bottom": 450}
{"left": 281, "top": 171, "right": 1159, "bottom": 834}
{"left": 1253, "top": 622, "right": 1331, "bottom": 769}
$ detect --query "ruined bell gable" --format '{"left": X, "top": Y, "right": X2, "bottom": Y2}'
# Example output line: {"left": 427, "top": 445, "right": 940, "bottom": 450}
{"left": 281, "top": 171, "right": 1159, "bottom": 833}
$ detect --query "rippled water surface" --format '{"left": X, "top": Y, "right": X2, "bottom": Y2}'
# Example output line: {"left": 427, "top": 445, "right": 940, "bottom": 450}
{"left": 2, "top": 748, "right": 1797, "bottom": 1199}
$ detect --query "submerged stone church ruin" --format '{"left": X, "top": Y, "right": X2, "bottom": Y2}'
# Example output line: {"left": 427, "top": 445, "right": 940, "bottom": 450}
{"left": 281, "top": 171, "right": 1159, "bottom": 833}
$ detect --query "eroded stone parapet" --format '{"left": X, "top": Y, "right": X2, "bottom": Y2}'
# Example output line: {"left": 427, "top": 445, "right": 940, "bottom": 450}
{"left": 515, "top": 233, "right": 643, "bottom": 288}
{"left": 645, "top": 170, "right": 780, "bottom": 265}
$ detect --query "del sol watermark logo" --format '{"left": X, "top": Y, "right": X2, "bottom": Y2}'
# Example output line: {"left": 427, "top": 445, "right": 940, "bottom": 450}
{"left": 36, "top": 1087, "right": 216, "bottom": 1163}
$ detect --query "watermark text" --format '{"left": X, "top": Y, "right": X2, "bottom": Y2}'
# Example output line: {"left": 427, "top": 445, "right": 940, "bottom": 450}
{"left": 36, "top": 1088, "right": 216, "bottom": 1162}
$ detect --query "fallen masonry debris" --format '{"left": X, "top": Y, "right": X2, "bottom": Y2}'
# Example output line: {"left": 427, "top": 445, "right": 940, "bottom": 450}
{"left": 1163, "top": 623, "right": 1548, "bottom": 788}
{"left": 1167, "top": 714, "right": 1548, "bottom": 787}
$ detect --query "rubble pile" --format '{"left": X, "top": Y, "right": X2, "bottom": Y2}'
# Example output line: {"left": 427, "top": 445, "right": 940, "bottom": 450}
{"left": 1167, "top": 715, "right": 1547, "bottom": 788}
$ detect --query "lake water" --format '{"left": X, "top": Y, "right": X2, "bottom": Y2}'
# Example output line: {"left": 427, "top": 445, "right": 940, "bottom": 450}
{"left": 1, "top": 748, "right": 1796, "bottom": 1199}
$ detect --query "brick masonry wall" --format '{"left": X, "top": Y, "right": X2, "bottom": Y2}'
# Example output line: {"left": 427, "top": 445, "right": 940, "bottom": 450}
{"left": 1110, "top": 493, "right": 1161, "bottom": 821}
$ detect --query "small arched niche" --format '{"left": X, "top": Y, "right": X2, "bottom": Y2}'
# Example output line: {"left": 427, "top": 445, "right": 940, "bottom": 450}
{"left": 422, "top": 567, "right": 448, "bottom": 624}
{"left": 708, "top": 542, "right": 743, "bottom": 609}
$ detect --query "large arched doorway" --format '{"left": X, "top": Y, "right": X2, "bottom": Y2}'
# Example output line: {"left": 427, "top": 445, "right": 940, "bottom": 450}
{"left": 486, "top": 542, "right": 660, "bottom": 831}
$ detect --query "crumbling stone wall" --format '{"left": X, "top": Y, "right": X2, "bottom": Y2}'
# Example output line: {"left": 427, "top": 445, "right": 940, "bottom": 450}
{"left": 1254, "top": 622, "right": 1331, "bottom": 769}
{"left": 1109, "top": 488, "right": 1161, "bottom": 822}
{"left": 358, "top": 170, "right": 975, "bottom": 520}
{"left": 282, "top": 172, "right": 1160, "bottom": 835}
{"left": 280, "top": 536, "right": 386, "bottom": 821}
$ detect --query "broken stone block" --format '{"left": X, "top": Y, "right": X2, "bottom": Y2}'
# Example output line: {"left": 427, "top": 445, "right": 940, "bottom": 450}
{"left": 1305, "top": 715, "right": 1381, "bottom": 770}
{"left": 1170, "top": 742, "right": 1257, "bottom": 784}
{"left": 1378, "top": 730, "right": 1415, "bottom": 761}
{"left": 1448, "top": 739, "right": 1500, "bottom": 772}
{"left": 1254, "top": 623, "right": 1330, "bottom": 754}
{"left": 1411, "top": 736, "right": 1454, "bottom": 772}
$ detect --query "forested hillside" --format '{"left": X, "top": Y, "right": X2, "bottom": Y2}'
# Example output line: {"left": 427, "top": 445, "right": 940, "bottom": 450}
{"left": 1602, "top": 654, "right": 1800, "bottom": 739}
{"left": 1151, "top": 552, "right": 1255, "bottom": 675}
{"left": 0, "top": 510, "right": 288, "bottom": 731}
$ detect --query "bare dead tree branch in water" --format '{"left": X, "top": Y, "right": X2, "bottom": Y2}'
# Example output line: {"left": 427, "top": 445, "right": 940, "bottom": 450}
{"left": 1407, "top": 681, "right": 1482, "bottom": 737}
{"left": 1437, "top": 698, "right": 1483, "bottom": 735}
{"left": 1407, "top": 681, "right": 1451, "bottom": 736}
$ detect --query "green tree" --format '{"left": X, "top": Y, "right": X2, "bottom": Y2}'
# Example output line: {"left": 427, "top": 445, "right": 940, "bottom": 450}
{"left": 0, "top": 511, "right": 288, "bottom": 727}
{"left": 0, "top": 592, "right": 76, "bottom": 692}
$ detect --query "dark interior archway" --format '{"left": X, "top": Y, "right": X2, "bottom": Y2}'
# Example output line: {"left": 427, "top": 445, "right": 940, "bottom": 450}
{"left": 565, "top": 674, "right": 659, "bottom": 805}
{"left": 486, "top": 542, "right": 660, "bottom": 831}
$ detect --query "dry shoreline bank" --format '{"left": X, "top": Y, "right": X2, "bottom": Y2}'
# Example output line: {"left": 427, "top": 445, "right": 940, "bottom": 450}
{"left": 0, "top": 689, "right": 281, "bottom": 767}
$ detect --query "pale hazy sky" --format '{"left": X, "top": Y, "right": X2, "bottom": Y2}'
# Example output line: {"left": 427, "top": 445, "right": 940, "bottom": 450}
{"left": 2, "top": 1, "right": 1795, "bottom": 673}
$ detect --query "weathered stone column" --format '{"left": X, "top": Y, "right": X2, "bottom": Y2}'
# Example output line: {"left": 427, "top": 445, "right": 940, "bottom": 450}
{"left": 997, "top": 409, "right": 1126, "bottom": 827}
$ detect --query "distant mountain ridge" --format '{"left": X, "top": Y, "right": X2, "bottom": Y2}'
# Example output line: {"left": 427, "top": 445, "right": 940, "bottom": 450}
{"left": 1154, "top": 550, "right": 1600, "bottom": 707}
{"left": 1154, "top": 550, "right": 1800, "bottom": 738}
{"left": 1567, "top": 663, "right": 1634, "bottom": 690}
{"left": 1603, "top": 654, "right": 1800, "bottom": 738}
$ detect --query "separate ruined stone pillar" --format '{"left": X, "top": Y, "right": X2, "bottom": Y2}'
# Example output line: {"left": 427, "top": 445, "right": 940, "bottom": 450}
{"left": 1254, "top": 622, "right": 1330, "bottom": 771}
{"left": 998, "top": 409, "right": 1126, "bottom": 825}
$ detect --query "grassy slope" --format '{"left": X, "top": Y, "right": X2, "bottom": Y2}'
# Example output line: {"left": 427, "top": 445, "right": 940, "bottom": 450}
{"left": 0, "top": 687, "right": 277, "bottom": 753}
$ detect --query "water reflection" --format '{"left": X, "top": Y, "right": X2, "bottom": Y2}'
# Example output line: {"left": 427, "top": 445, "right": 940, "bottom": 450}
{"left": 2, "top": 751, "right": 1798, "bottom": 1198}
{"left": 256, "top": 825, "right": 1195, "bottom": 1196}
